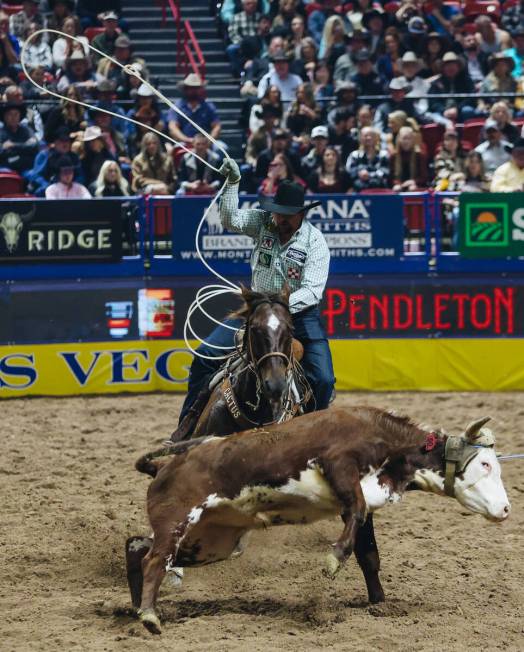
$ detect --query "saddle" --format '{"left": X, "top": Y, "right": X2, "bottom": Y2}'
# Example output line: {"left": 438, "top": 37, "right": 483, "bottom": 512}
{"left": 171, "top": 338, "right": 309, "bottom": 443}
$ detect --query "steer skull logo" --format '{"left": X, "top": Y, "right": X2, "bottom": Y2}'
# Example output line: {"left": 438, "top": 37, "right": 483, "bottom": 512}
{"left": 0, "top": 206, "right": 35, "bottom": 253}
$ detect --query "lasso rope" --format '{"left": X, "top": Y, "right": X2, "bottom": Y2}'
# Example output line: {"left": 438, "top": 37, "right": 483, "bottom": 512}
{"left": 21, "top": 29, "right": 242, "bottom": 360}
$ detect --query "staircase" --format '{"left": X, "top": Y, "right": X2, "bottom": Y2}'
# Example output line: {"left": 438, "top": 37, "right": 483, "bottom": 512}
{"left": 123, "top": 0, "right": 244, "bottom": 158}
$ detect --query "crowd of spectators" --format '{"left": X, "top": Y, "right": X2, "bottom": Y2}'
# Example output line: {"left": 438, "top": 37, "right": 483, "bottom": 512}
{"left": 222, "top": 0, "right": 524, "bottom": 194}
{"left": 3, "top": 0, "right": 524, "bottom": 199}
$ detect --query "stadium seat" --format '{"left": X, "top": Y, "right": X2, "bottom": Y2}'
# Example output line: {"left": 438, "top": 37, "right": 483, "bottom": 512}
{"left": 463, "top": 1, "right": 501, "bottom": 21}
{"left": 383, "top": 1, "right": 400, "bottom": 13}
{"left": 359, "top": 189, "right": 396, "bottom": 194}
{"left": 0, "top": 172, "right": 24, "bottom": 197}
{"left": 1, "top": 4, "right": 22, "bottom": 16}
{"left": 462, "top": 119, "right": 485, "bottom": 148}
{"left": 84, "top": 27, "right": 105, "bottom": 42}
{"left": 421, "top": 123, "right": 445, "bottom": 160}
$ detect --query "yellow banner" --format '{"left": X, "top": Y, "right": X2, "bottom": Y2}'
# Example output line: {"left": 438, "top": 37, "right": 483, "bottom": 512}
{"left": 1, "top": 338, "right": 524, "bottom": 398}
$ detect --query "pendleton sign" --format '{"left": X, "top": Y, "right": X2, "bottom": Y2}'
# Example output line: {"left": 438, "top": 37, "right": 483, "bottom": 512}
{"left": 459, "top": 192, "right": 524, "bottom": 258}
{"left": 0, "top": 199, "right": 122, "bottom": 263}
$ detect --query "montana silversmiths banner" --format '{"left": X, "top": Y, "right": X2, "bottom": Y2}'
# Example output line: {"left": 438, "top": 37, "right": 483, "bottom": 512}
{"left": 459, "top": 192, "right": 524, "bottom": 258}
{"left": 171, "top": 194, "right": 404, "bottom": 275}
{"left": 0, "top": 199, "right": 123, "bottom": 263}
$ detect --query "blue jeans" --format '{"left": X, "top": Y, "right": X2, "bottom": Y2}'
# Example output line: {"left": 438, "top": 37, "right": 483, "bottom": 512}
{"left": 179, "top": 306, "right": 335, "bottom": 423}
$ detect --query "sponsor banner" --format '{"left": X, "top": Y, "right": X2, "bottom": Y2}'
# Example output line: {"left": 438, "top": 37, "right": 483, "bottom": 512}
{"left": 172, "top": 194, "right": 404, "bottom": 274}
{"left": 459, "top": 192, "right": 524, "bottom": 258}
{"left": 0, "top": 199, "right": 123, "bottom": 263}
{"left": 0, "top": 340, "right": 194, "bottom": 397}
{"left": 323, "top": 278, "right": 521, "bottom": 337}
{"left": 2, "top": 338, "right": 524, "bottom": 397}
{"left": 1, "top": 275, "right": 524, "bottom": 345}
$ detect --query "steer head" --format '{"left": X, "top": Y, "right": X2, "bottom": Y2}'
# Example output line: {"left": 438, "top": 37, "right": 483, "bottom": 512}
{"left": 0, "top": 206, "right": 35, "bottom": 253}
{"left": 451, "top": 417, "right": 510, "bottom": 522}
{"left": 416, "top": 417, "right": 511, "bottom": 523}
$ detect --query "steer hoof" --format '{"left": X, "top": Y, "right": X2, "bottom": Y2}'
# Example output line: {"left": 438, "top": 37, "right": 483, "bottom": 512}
{"left": 139, "top": 608, "right": 162, "bottom": 635}
{"left": 324, "top": 552, "right": 342, "bottom": 579}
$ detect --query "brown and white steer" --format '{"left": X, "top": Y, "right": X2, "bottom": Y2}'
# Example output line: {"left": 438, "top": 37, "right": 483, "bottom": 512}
{"left": 128, "top": 406, "right": 510, "bottom": 634}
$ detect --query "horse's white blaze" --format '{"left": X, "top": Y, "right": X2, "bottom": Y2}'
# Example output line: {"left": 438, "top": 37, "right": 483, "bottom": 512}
{"left": 360, "top": 469, "right": 401, "bottom": 511}
{"left": 267, "top": 313, "right": 280, "bottom": 332}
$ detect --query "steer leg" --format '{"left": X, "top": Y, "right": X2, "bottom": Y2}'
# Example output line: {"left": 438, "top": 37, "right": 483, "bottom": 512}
{"left": 125, "top": 536, "right": 153, "bottom": 608}
{"left": 354, "top": 514, "right": 385, "bottom": 603}
{"left": 138, "top": 549, "right": 167, "bottom": 635}
{"left": 320, "top": 457, "right": 367, "bottom": 578}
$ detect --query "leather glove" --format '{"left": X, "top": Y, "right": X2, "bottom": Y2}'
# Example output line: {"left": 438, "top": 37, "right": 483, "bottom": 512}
{"left": 218, "top": 158, "right": 241, "bottom": 185}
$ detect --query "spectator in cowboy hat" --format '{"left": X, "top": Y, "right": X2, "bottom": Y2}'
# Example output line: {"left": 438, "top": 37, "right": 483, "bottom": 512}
{"left": 332, "top": 29, "right": 371, "bottom": 83}
{"left": 92, "top": 11, "right": 120, "bottom": 61}
{"left": 396, "top": 51, "right": 430, "bottom": 113}
{"left": 327, "top": 80, "right": 359, "bottom": 128}
{"left": 490, "top": 137, "right": 524, "bottom": 191}
{"left": 428, "top": 52, "right": 477, "bottom": 123}
{"left": 56, "top": 50, "right": 97, "bottom": 99}
{"left": 256, "top": 49, "right": 302, "bottom": 105}
{"left": 46, "top": 0, "right": 74, "bottom": 40}
{"left": 90, "top": 77, "right": 127, "bottom": 135}
{"left": 45, "top": 154, "right": 91, "bottom": 199}
{"left": 245, "top": 103, "right": 280, "bottom": 167}
{"left": 350, "top": 48, "right": 383, "bottom": 104}
{"left": 374, "top": 77, "right": 426, "bottom": 131}
{"left": 9, "top": 0, "right": 43, "bottom": 41}
{"left": 479, "top": 53, "right": 517, "bottom": 111}
{"left": 167, "top": 73, "right": 222, "bottom": 146}
{"left": 24, "top": 125, "right": 83, "bottom": 196}
{"left": 78, "top": 124, "right": 116, "bottom": 186}
{"left": 0, "top": 102, "right": 38, "bottom": 173}
{"left": 362, "top": 8, "right": 386, "bottom": 56}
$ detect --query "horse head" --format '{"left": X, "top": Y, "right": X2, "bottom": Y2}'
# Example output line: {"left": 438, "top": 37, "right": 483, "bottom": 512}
{"left": 241, "top": 285, "right": 293, "bottom": 419}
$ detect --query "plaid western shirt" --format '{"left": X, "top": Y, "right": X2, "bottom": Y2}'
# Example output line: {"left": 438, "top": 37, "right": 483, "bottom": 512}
{"left": 219, "top": 182, "right": 330, "bottom": 314}
{"left": 228, "top": 11, "right": 260, "bottom": 45}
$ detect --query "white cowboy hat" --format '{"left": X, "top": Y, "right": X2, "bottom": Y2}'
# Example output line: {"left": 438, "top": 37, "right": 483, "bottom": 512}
{"left": 82, "top": 125, "right": 103, "bottom": 142}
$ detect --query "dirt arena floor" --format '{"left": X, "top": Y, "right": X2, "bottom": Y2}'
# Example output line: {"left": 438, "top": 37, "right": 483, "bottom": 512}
{"left": 1, "top": 392, "right": 523, "bottom": 652}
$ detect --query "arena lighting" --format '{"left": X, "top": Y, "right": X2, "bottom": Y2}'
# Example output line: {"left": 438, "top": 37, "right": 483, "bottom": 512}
{"left": 323, "top": 287, "right": 515, "bottom": 336}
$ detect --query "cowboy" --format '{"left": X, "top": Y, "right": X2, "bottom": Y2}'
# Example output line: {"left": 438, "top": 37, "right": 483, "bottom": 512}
{"left": 167, "top": 73, "right": 221, "bottom": 146}
{"left": 177, "top": 159, "right": 335, "bottom": 432}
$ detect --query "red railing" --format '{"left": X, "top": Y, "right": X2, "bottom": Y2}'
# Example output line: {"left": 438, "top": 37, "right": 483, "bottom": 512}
{"left": 157, "top": 0, "right": 206, "bottom": 79}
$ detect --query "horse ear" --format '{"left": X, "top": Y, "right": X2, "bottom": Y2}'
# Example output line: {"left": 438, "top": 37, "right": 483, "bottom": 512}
{"left": 280, "top": 283, "right": 290, "bottom": 304}
{"left": 240, "top": 284, "right": 256, "bottom": 304}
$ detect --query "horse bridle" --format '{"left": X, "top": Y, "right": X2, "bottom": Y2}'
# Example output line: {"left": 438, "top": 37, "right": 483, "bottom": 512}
{"left": 244, "top": 298, "right": 293, "bottom": 375}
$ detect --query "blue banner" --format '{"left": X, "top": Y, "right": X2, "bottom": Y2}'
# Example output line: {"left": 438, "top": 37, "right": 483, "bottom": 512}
{"left": 171, "top": 194, "right": 405, "bottom": 275}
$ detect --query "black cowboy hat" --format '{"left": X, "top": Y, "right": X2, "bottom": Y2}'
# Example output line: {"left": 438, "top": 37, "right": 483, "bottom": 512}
{"left": 259, "top": 180, "right": 321, "bottom": 215}
{"left": 0, "top": 102, "right": 26, "bottom": 121}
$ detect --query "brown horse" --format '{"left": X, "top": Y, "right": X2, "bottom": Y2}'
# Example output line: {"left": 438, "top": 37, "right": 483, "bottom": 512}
{"left": 172, "top": 286, "right": 310, "bottom": 440}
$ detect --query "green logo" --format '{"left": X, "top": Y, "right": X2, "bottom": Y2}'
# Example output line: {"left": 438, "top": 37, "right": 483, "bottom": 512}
{"left": 258, "top": 251, "right": 272, "bottom": 268}
{"left": 465, "top": 203, "right": 509, "bottom": 247}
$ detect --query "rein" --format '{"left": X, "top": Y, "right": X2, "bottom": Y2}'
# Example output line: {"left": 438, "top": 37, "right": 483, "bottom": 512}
{"left": 220, "top": 299, "right": 308, "bottom": 428}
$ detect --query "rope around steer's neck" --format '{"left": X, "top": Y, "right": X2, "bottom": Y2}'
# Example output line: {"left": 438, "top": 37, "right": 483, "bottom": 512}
{"left": 21, "top": 29, "right": 242, "bottom": 360}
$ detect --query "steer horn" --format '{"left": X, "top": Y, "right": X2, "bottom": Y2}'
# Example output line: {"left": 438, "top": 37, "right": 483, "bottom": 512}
{"left": 464, "top": 416, "right": 494, "bottom": 446}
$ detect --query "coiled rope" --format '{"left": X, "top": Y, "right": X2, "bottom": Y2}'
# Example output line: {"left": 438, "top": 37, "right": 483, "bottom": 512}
{"left": 21, "top": 29, "right": 242, "bottom": 360}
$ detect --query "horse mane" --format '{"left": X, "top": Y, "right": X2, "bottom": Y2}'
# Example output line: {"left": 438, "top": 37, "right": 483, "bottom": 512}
{"left": 228, "top": 289, "right": 292, "bottom": 324}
